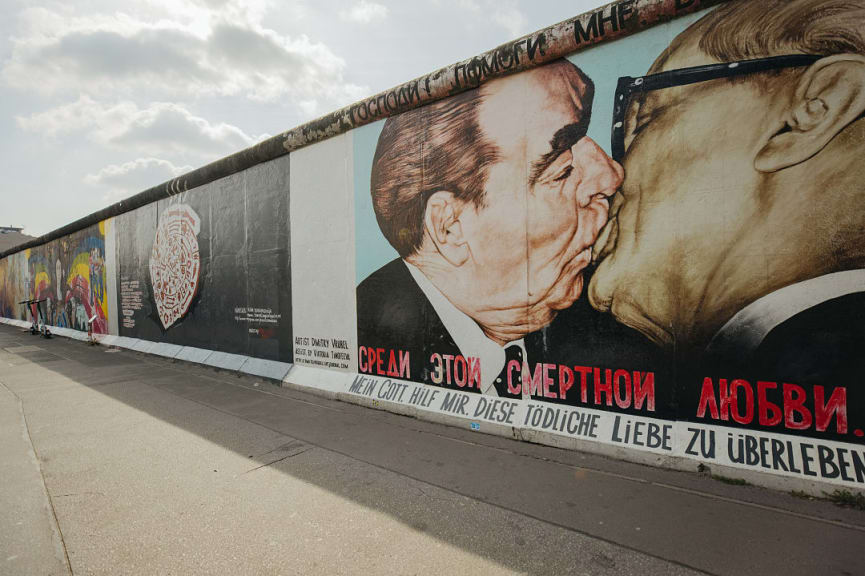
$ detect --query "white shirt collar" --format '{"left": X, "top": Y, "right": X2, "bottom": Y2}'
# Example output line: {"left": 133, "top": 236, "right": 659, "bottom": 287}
{"left": 404, "top": 260, "right": 527, "bottom": 397}
{"left": 707, "top": 269, "right": 865, "bottom": 356}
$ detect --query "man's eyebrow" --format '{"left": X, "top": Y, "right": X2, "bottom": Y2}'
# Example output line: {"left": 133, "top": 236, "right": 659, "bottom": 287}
{"left": 528, "top": 122, "right": 588, "bottom": 186}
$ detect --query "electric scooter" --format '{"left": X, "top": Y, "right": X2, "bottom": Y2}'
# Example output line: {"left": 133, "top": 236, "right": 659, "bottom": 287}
{"left": 19, "top": 298, "right": 52, "bottom": 338}
{"left": 37, "top": 299, "right": 52, "bottom": 338}
{"left": 20, "top": 299, "right": 39, "bottom": 335}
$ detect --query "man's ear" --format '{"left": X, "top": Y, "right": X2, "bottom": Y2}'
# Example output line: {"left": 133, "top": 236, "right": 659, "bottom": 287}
{"left": 424, "top": 191, "right": 469, "bottom": 267}
{"left": 755, "top": 54, "right": 865, "bottom": 173}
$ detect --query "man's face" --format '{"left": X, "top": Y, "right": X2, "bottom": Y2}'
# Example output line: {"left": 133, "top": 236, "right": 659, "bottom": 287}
{"left": 457, "top": 62, "right": 623, "bottom": 333}
{"left": 588, "top": 33, "right": 780, "bottom": 347}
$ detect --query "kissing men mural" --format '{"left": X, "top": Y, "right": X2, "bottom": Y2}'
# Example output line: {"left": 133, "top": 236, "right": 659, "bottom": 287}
{"left": 356, "top": 0, "right": 864, "bottom": 474}
{"left": 358, "top": 59, "right": 639, "bottom": 393}
{"left": 588, "top": 0, "right": 865, "bottom": 446}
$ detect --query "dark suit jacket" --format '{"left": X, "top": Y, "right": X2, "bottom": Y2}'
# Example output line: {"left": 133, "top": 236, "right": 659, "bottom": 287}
{"left": 680, "top": 291, "right": 865, "bottom": 443}
{"left": 710, "top": 291, "right": 865, "bottom": 385}
{"left": 528, "top": 293, "right": 674, "bottom": 416}
{"left": 357, "top": 258, "right": 539, "bottom": 397}
{"left": 357, "top": 258, "right": 466, "bottom": 389}
{"left": 357, "top": 259, "right": 668, "bottom": 403}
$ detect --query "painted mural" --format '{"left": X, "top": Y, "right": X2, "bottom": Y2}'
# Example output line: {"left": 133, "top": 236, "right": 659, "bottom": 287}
{"left": 0, "top": 223, "right": 109, "bottom": 333}
{"left": 0, "top": 252, "right": 26, "bottom": 320}
{"left": 115, "top": 157, "right": 293, "bottom": 362}
{"left": 33, "top": 225, "right": 108, "bottom": 333}
{"left": 2, "top": 0, "right": 863, "bottom": 491}
{"left": 354, "top": 0, "right": 865, "bottom": 487}
{"left": 149, "top": 204, "right": 202, "bottom": 330}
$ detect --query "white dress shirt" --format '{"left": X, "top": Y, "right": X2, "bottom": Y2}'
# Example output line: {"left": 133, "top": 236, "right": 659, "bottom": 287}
{"left": 707, "top": 269, "right": 865, "bottom": 356}
{"left": 404, "top": 260, "right": 529, "bottom": 398}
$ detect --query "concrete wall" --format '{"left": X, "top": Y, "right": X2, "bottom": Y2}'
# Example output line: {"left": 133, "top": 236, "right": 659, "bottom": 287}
{"left": 114, "top": 157, "right": 292, "bottom": 361}
{"left": 3, "top": 0, "right": 865, "bottom": 494}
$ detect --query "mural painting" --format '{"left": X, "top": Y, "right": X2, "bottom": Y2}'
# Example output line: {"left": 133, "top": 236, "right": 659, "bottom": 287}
{"left": 149, "top": 204, "right": 202, "bottom": 330}
{"left": 116, "top": 157, "right": 293, "bottom": 362}
{"left": 0, "top": 223, "right": 109, "bottom": 333}
{"left": 1, "top": 0, "right": 863, "bottom": 491}
{"left": 587, "top": 1, "right": 865, "bottom": 446}
{"left": 355, "top": 0, "right": 865, "bottom": 486}
{"left": 0, "top": 253, "right": 25, "bottom": 320}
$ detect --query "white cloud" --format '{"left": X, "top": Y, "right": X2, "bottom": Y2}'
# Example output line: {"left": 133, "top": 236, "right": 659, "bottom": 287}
{"left": 340, "top": 1, "right": 389, "bottom": 24}
{"left": 18, "top": 96, "right": 268, "bottom": 157}
{"left": 451, "top": 0, "right": 527, "bottom": 37}
{"left": 489, "top": 2, "right": 528, "bottom": 38}
{"left": 85, "top": 157, "right": 194, "bottom": 200}
{"left": 110, "top": 102, "right": 270, "bottom": 155}
{"left": 3, "top": 4, "right": 368, "bottom": 105}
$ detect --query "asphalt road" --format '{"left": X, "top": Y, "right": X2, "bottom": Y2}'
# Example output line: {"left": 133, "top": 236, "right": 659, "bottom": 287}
{"left": 1, "top": 323, "right": 863, "bottom": 576}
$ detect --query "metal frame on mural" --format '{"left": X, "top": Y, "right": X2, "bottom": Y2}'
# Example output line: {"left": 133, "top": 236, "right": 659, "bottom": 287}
{"left": 0, "top": 0, "right": 728, "bottom": 261}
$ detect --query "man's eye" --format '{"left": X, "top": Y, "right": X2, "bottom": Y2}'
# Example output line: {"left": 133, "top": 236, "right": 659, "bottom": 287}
{"left": 553, "top": 165, "right": 573, "bottom": 182}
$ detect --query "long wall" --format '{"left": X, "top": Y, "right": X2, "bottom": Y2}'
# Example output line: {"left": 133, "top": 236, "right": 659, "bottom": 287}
{"left": 3, "top": 0, "right": 865, "bottom": 494}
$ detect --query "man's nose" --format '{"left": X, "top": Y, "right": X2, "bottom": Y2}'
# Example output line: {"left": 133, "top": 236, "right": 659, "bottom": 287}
{"left": 572, "top": 137, "right": 624, "bottom": 207}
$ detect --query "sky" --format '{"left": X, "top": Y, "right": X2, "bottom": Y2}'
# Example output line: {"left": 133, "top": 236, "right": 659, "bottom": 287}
{"left": 0, "top": 0, "right": 610, "bottom": 237}
{"left": 0, "top": 0, "right": 605, "bottom": 236}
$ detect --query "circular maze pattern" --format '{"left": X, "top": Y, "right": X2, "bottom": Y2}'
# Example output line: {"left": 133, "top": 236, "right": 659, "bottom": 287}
{"left": 149, "top": 204, "right": 201, "bottom": 330}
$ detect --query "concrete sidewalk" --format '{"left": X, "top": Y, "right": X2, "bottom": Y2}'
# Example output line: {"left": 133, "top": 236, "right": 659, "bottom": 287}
{"left": 1, "top": 324, "right": 863, "bottom": 576}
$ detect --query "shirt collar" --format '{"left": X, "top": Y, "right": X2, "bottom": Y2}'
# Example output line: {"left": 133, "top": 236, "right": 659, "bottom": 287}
{"left": 404, "top": 260, "right": 526, "bottom": 396}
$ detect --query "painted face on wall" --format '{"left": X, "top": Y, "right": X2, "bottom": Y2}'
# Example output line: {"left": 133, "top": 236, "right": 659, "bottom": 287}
{"left": 588, "top": 33, "right": 787, "bottom": 348}
{"left": 457, "top": 63, "right": 623, "bottom": 336}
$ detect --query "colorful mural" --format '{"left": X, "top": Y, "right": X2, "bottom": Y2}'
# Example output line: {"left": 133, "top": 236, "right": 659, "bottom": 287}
{"left": 0, "top": 253, "right": 24, "bottom": 319}
{"left": 351, "top": 0, "right": 865, "bottom": 487}
{"left": 0, "top": 223, "right": 109, "bottom": 333}
{"left": 2, "top": 0, "right": 863, "bottom": 491}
